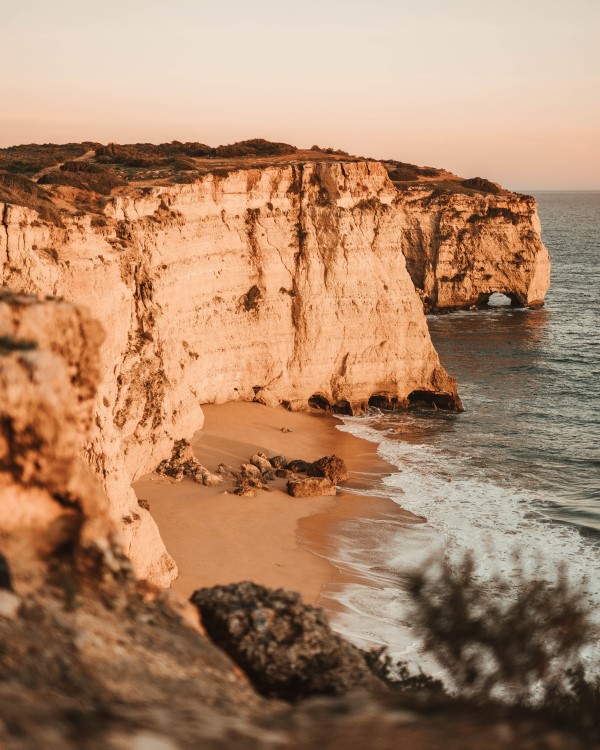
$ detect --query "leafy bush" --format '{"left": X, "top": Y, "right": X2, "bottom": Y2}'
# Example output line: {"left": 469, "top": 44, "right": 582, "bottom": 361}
{"left": 385, "top": 160, "right": 442, "bottom": 182}
{"left": 309, "top": 145, "right": 350, "bottom": 156}
{"left": 461, "top": 177, "right": 502, "bottom": 194}
{"left": 95, "top": 139, "right": 297, "bottom": 166}
{"left": 407, "top": 552, "right": 593, "bottom": 704}
{"left": 95, "top": 141, "right": 209, "bottom": 168}
{"left": 38, "top": 166, "right": 125, "bottom": 195}
{"left": 213, "top": 138, "right": 297, "bottom": 158}
{"left": 61, "top": 160, "right": 109, "bottom": 174}
{"left": 364, "top": 647, "right": 444, "bottom": 693}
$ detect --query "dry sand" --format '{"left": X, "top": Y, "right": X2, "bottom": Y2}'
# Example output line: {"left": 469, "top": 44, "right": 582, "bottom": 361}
{"left": 133, "top": 402, "right": 417, "bottom": 605}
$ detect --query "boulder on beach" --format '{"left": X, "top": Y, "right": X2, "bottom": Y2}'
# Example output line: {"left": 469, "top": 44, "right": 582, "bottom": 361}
{"left": 268, "top": 455, "right": 287, "bottom": 469}
{"left": 234, "top": 483, "right": 257, "bottom": 498}
{"left": 286, "top": 476, "right": 336, "bottom": 497}
{"left": 235, "top": 474, "right": 271, "bottom": 496}
{"left": 287, "top": 459, "right": 311, "bottom": 473}
{"left": 202, "top": 472, "right": 223, "bottom": 487}
{"left": 156, "top": 438, "right": 208, "bottom": 483}
{"left": 308, "top": 454, "right": 349, "bottom": 484}
{"left": 190, "top": 581, "right": 382, "bottom": 700}
{"left": 241, "top": 463, "right": 262, "bottom": 478}
{"left": 250, "top": 452, "right": 272, "bottom": 473}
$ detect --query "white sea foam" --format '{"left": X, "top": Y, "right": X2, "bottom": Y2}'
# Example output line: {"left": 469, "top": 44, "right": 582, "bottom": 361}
{"left": 316, "top": 416, "right": 600, "bottom": 674}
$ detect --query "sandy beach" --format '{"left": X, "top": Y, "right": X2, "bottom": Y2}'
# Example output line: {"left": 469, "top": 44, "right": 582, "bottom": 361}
{"left": 133, "top": 401, "right": 415, "bottom": 605}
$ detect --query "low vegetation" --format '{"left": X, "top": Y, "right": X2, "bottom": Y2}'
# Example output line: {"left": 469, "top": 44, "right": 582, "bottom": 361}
{"left": 38, "top": 163, "right": 126, "bottom": 195}
{"left": 0, "top": 143, "right": 98, "bottom": 176}
{"left": 384, "top": 160, "right": 442, "bottom": 181}
{"left": 95, "top": 138, "right": 297, "bottom": 168}
{"left": 0, "top": 139, "right": 511, "bottom": 222}
{"left": 310, "top": 144, "right": 351, "bottom": 156}
{"left": 397, "top": 551, "right": 600, "bottom": 738}
{"left": 0, "top": 171, "right": 62, "bottom": 225}
{"left": 461, "top": 177, "right": 502, "bottom": 194}
{"left": 95, "top": 141, "right": 210, "bottom": 168}
{"left": 213, "top": 138, "right": 297, "bottom": 157}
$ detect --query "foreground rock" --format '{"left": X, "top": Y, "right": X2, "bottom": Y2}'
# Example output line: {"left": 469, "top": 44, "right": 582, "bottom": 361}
{"left": 191, "top": 582, "right": 382, "bottom": 700}
{"left": 308, "top": 454, "right": 349, "bottom": 484}
{"left": 287, "top": 476, "right": 336, "bottom": 497}
{"left": 0, "top": 290, "right": 129, "bottom": 591}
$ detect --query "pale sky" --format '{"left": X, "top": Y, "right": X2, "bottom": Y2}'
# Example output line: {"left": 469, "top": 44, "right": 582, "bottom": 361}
{"left": 2, "top": 0, "right": 599, "bottom": 189}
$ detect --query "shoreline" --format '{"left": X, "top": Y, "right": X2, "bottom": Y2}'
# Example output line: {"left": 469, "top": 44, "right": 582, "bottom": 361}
{"left": 133, "top": 401, "right": 418, "bottom": 607}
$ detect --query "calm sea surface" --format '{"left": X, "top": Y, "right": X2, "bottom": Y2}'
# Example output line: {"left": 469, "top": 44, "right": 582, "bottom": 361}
{"left": 313, "top": 191, "right": 600, "bottom": 668}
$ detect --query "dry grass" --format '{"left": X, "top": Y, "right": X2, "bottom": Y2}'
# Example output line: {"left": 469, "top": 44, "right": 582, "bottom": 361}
{"left": 0, "top": 171, "right": 62, "bottom": 225}
{"left": 0, "top": 143, "right": 98, "bottom": 176}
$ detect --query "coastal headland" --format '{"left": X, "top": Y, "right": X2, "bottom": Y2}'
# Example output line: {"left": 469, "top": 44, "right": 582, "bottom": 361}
{"left": 0, "top": 140, "right": 573, "bottom": 749}
{"left": 0, "top": 139, "right": 550, "bottom": 587}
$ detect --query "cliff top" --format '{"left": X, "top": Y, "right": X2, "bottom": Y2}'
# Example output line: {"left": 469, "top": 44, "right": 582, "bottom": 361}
{"left": 0, "top": 138, "right": 513, "bottom": 222}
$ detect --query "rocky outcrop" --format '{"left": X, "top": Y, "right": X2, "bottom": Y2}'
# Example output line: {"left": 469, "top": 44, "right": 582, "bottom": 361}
{"left": 190, "top": 581, "right": 382, "bottom": 700}
{"left": 397, "top": 189, "right": 550, "bottom": 312}
{"left": 308, "top": 454, "right": 349, "bottom": 484}
{"left": 0, "top": 289, "right": 126, "bottom": 592}
{"left": 0, "top": 160, "right": 549, "bottom": 583}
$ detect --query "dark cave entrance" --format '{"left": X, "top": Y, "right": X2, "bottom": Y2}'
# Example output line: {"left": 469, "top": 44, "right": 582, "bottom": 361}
{"left": 308, "top": 394, "right": 354, "bottom": 415}
{"left": 332, "top": 400, "right": 353, "bottom": 416}
{"left": 368, "top": 395, "right": 400, "bottom": 411}
{"left": 308, "top": 394, "right": 330, "bottom": 411}
{"left": 407, "top": 390, "right": 456, "bottom": 410}
{"left": 478, "top": 291, "right": 525, "bottom": 308}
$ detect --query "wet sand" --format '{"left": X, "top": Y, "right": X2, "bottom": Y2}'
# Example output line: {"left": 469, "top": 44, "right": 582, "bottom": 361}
{"left": 133, "top": 401, "right": 420, "bottom": 605}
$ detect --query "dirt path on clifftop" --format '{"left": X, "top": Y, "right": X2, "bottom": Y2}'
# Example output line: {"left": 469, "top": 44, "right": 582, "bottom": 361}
{"left": 33, "top": 149, "right": 95, "bottom": 181}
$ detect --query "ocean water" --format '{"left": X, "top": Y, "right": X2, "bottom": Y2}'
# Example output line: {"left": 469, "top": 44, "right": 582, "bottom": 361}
{"left": 314, "top": 191, "right": 600, "bottom": 671}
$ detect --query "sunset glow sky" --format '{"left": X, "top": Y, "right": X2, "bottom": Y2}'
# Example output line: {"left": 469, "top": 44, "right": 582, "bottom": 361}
{"left": 2, "top": 0, "right": 599, "bottom": 189}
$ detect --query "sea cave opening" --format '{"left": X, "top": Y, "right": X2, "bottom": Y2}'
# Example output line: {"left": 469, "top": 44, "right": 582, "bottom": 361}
{"left": 407, "top": 390, "right": 456, "bottom": 410}
{"left": 368, "top": 395, "right": 399, "bottom": 411}
{"left": 308, "top": 394, "right": 331, "bottom": 411}
{"left": 479, "top": 291, "right": 525, "bottom": 308}
{"left": 332, "top": 400, "right": 353, "bottom": 416}
{"left": 487, "top": 292, "right": 513, "bottom": 307}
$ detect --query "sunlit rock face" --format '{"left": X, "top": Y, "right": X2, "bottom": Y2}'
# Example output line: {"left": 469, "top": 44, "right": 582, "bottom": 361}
{"left": 0, "top": 290, "right": 129, "bottom": 592}
{"left": 397, "top": 189, "right": 550, "bottom": 312}
{"left": 0, "top": 160, "right": 548, "bottom": 583}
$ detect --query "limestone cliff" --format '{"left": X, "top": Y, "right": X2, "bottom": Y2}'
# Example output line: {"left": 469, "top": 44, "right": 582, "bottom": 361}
{"left": 0, "top": 290, "right": 124, "bottom": 592}
{"left": 0, "top": 159, "right": 548, "bottom": 585}
{"left": 396, "top": 188, "right": 550, "bottom": 312}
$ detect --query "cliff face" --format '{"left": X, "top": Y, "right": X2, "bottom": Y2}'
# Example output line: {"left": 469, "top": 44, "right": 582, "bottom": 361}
{"left": 0, "top": 290, "right": 124, "bottom": 592}
{"left": 0, "top": 160, "right": 548, "bottom": 584}
{"left": 397, "top": 188, "right": 550, "bottom": 312}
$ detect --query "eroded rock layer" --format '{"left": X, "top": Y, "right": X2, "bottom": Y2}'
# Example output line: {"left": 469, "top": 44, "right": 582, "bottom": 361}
{"left": 0, "top": 160, "right": 549, "bottom": 583}
{"left": 0, "top": 290, "right": 124, "bottom": 592}
{"left": 398, "top": 189, "right": 550, "bottom": 311}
